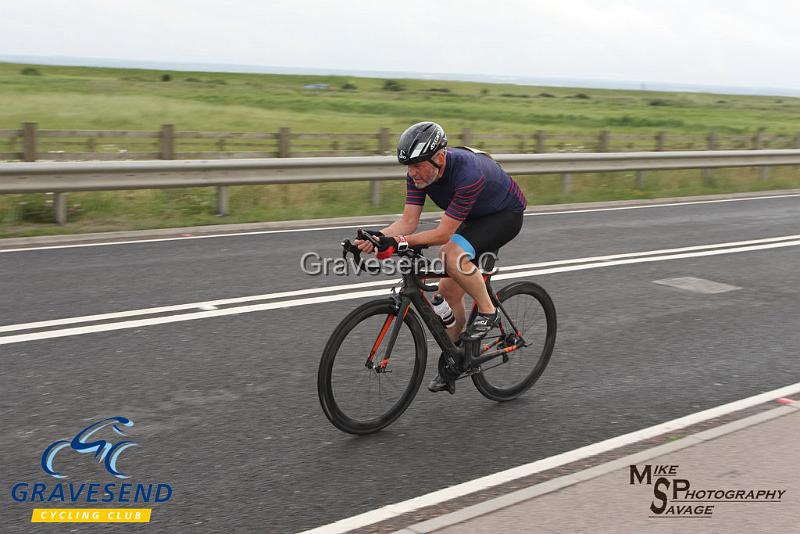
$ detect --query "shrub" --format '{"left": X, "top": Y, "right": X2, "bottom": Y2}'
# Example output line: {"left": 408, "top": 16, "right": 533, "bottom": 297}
{"left": 20, "top": 67, "right": 41, "bottom": 76}
{"left": 341, "top": 82, "right": 357, "bottom": 90}
{"left": 648, "top": 99, "right": 673, "bottom": 106}
{"left": 382, "top": 79, "right": 405, "bottom": 92}
{"left": 161, "top": 74, "right": 172, "bottom": 82}
{"left": 538, "top": 92, "right": 556, "bottom": 98}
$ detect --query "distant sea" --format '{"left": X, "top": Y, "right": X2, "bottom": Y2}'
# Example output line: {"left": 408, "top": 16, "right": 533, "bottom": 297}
{"left": 2, "top": 54, "right": 799, "bottom": 98}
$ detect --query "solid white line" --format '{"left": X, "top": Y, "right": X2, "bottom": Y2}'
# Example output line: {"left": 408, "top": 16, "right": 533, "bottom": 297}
{"left": 2, "top": 234, "right": 797, "bottom": 335}
{"left": 0, "top": 223, "right": 371, "bottom": 254}
{"left": 0, "top": 279, "right": 401, "bottom": 333}
{"left": 297, "top": 381, "right": 800, "bottom": 534}
{"left": 492, "top": 239, "right": 800, "bottom": 282}
{"left": 499, "top": 233, "right": 800, "bottom": 272}
{"left": 1, "top": 238, "right": 798, "bottom": 345}
{"left": 1, "top": 193, "right": 797, "bottom": 254}
{"left": 0, "top": 289, "right": 393, "bottom": 345}
{"left": 522, "top": 193, "right": 800, "bottom": 217}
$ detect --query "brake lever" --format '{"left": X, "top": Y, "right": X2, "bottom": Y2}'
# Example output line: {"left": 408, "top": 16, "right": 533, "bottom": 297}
{"left": 356, "top": 229, "right": 381, "bottom": 247}
{"left": 341, "top": 239, "right": 381, "bottom": 274}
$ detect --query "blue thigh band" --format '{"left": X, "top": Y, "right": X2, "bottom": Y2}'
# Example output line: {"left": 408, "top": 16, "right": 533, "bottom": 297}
{"left": 450, "top": 233, "right": 476, "bottom": 259}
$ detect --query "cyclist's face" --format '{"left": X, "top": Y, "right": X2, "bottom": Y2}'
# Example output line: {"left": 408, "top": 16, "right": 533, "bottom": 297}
{"left": 407, "top": 156, "right": 442, "bottom": 189}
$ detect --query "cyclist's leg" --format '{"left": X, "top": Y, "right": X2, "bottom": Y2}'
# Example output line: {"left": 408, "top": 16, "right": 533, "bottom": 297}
{"left": 448, "top": 211, "right": 525, "bottom": 336}
{"left": 442, "top": 240, "right": 494, "bottom": 314}
{"left": 437, "top": 277, "right": 467, "bottom": 342}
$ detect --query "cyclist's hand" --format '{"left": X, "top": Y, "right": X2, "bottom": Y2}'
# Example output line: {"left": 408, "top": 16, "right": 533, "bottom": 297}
{"left": 355, "top": 229, "right": 383, "bottom": 254}
{"left": 375, "top": 235, "right": 408, "bottom": 260}
{"left": 355, "top": 238, "right": 374, "bottom": 254}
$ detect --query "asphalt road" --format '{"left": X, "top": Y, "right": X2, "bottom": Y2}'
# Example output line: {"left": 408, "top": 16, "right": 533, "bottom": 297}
{"left": 1, "top": 193, "right": 799, "bottom": 532}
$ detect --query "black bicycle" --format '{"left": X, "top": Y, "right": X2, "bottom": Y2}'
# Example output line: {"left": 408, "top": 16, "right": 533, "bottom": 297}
{"left": 317, "top": 230, "right": 557, "bottom": 435}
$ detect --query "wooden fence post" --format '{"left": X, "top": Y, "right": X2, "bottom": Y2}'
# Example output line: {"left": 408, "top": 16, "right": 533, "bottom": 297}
{"left": 370, "top": 127, "right": 391, "bottom": 206}
{"left": 655, "top": 132, "right": 665, "bottom": 151}
{"left": 23, "top": 122, "right": 37, "bottom": 162}
{"left": 598, "top": 130, "right": 610, "bottom": 152}
{"left": 461, "top": 128, "right": 473, "bottom": 147}
{"left": 534, "top": 131, "right": 545, "bottom": 153}
{"left": 159, "top": 124, "right": 175, "bottom": 160}
{"left": 278, "top": 127, "right": 291, "bottom": 157}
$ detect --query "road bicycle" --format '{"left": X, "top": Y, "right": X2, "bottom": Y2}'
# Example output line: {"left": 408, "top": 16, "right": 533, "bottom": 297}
{"left": 317, "top": 230, "right": 557, "bottom": 435}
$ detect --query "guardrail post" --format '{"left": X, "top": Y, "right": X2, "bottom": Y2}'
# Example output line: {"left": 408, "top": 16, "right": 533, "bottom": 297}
{"left": 461, "top": 128, "right": 473, "bottom": 147}
{"left": 278, "top": 127, "right": 291, "bottom": 157}
{"left": 534, "top": 130, "right": 545, "bottom": 153}
{"left": 369, "top": 128, "right": 391, "bottom": 206}
{"left": 159, "top": 124, "right": 175, "bottom": 160}
{"left": 635, "top": 170, "right": 645, "bottom": 189}
{"left": 23, "top": 122, "right": 37, "bottom": 162}
{"left": 216, "top": 186, "right": 229, "bottom": 216}
{"left": 561, "top": 173, "right": 573, "bottom": 194}
{"left": 54, "top": 193, "right": 67, "bottom": 225}
{"left": 702, "top": 133, "right": 717, "bottom": 185}
{"left": 752, "top": 131, "right": 768, "bottom": 179}
{"left": 655, "top": 132, "right": 665, "bottom": 151}
{"left": 598, "top": 130, "right": 610, "bottom": 152}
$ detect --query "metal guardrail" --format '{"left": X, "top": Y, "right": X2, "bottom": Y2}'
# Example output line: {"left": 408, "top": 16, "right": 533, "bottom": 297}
{"left": 2, "top": 149, "right": 800, "bottom": 224}
{"left": 4, "top": 149, "right": 800, "bottom": 193}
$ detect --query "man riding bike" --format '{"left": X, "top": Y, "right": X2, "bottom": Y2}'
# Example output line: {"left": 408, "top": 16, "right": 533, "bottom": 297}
{"left": 354, "top": 121, "right": 527, "bottom": 393}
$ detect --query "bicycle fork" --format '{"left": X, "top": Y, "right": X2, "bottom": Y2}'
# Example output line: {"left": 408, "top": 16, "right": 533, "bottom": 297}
{"left": 364, "top": 297, "right": 412, "bottom": 373}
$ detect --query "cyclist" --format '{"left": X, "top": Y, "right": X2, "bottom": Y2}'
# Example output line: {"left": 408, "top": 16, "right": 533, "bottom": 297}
{"left": 355, "top": 121, "right": 527, "bottom": 393}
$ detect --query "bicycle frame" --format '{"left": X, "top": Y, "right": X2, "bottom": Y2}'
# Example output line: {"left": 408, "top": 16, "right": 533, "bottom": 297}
{"left": 371, "top": 267, "right": 528, "bottom": 374}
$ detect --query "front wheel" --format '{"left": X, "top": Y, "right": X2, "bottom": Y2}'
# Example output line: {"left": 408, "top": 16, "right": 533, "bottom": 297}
{"left": 471, "top": 281, "right": 556, "bottom": 402}
{"left": 318, "top": 299, "right": 427, "bottom": 435}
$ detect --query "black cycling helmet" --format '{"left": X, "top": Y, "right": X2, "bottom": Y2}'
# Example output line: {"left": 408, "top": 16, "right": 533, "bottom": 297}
{"left": 397, "top": 122, "right": 447, "bottom": 166}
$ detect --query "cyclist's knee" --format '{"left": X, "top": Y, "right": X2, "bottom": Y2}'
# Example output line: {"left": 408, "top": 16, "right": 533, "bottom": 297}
{"left": 441, "top": 242, "right": 474, "bottom": 275}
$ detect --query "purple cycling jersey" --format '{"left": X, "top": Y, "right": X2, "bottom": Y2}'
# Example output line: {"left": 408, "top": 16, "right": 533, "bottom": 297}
{"left": 405, "top": 148, "right": 527, "bottom": 221}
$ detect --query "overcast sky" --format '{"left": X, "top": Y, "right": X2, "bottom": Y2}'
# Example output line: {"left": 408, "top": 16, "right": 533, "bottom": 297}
{"left": 3, "top": 0, "right": 800, "bottom": 90}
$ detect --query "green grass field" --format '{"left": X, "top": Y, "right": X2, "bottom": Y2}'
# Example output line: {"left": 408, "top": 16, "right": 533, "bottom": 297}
{"left": 1, "top": 61, "right": 799, "bottom": 237}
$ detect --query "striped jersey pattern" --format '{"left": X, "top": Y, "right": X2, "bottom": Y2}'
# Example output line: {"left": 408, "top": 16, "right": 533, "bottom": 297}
{"left": 405, "top": 148, "right": 527, "bottom": 221}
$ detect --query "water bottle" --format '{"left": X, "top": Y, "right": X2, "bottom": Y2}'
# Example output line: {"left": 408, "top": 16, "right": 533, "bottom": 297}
{"left": 431, "top": 293, "right": 456, "bottom": 328}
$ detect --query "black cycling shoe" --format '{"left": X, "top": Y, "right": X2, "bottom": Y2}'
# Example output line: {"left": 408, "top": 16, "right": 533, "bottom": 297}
{"left": 465, "top": 310, "right": 499, "bottom": 340}
{"left": 428, "top": 352, "right": 458, "bottom": 394}
{"left": 427, "top": 373, "right": 456, "bottom": 394}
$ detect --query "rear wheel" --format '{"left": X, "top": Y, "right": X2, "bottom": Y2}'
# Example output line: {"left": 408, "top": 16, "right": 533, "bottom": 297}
{"left": 471, "top": 281, "right": 556, "bottom": 401}
{"left": 318, "top": 300, "right": 427, "bottom": 434}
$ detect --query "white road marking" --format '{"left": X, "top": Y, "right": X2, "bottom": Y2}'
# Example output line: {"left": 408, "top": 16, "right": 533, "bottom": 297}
{"left": 1, "top": 193, "right": 797, "bottom": 254}
{"left": 653, "top": 277, "right": 741, "bottom": 294}
{"left": 2, "top": 234, "right": 796, "bottom": 335}
{"left": 522, "top": 193, "right": 800, "bottom": 217}
{"left": 0, "top": 279, "right": 400, "bottom": 334}
{"left": 1, "top": 236, "right": 798, "bottom": 345}
{"left": 297, "top": 381, "right": 800, "bottom": 534}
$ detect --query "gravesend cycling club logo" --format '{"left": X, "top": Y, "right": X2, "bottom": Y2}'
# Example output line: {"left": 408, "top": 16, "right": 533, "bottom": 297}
{"left": 10, "top": 416, "right": 173, "bottom": 524}
{"left": 42, "top": 416, "right": 137, "bottom": 479}
{"left": 630, "top": 463, "right": 787, "bottom": 518}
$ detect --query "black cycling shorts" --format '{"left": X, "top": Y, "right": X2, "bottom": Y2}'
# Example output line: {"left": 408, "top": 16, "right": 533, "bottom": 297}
{"left": 450, "top": 210, "right": 524, "bottom": 264}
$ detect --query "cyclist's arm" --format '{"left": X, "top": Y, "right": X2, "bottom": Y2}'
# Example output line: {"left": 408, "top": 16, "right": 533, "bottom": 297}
{"left": 355, "top": 203, "right": 422, "bottom": 253}
{"left": 381, "top": 203, "right": 422, "bottom": 236}
{"left": 405, "top": 214, "right": 460, "bottom": 247}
